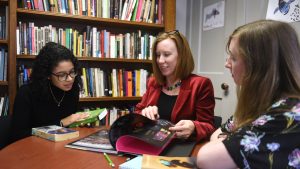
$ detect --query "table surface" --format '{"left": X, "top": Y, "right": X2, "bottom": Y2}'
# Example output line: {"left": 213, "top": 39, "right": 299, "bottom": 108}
{"left": 0, "top": 127, "right": 202, "bottom": 169}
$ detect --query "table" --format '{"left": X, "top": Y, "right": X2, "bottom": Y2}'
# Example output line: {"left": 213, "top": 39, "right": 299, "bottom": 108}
{"left": 0, "top": 127, "right": 202, "bottom": 169}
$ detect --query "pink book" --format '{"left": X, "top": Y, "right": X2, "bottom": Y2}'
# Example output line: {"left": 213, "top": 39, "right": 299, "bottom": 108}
{"left": 109, "top": 113, "right": 175, "bottom": 155}
{"left": 135, "top": 0, "right": 144, "bottom": 21}
{"left": 157, "top": 0, "right": 162, "bottom": 24}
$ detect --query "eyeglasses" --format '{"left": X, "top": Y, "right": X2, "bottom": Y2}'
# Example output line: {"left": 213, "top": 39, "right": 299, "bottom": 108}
{"left": 164, "top": 30, "right": 183, "bottom": 41}
{"left": 52, "top": 70, "right": 77, "bottom": 81}
{"left": 165, "top": 30, "right": 180, "bottom": 35}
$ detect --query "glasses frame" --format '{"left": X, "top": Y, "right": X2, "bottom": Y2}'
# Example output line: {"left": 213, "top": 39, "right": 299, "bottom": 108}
{"left": 165, "top": 30, "right": 180, "bottom": 35}
{"left": 164, "top": 30, "right": 183, "bottom": 42}
{"left": 51, "top": 71, "right": 77, "bottom": 82}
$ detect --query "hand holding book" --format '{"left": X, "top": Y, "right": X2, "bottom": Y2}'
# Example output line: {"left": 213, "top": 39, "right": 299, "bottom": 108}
{"left": 68, "top": 108, "right": 108, "bottom": 128}
{"left": 169, "top": 120, "right": 196, "bottom": 140}
{"left": 61, "top": 112, "right": 90, "bottom": 127}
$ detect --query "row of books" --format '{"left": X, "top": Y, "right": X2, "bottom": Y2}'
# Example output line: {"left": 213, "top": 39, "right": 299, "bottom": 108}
{"left": 17, "top": 65, "right": 149, "bottom": 97}
{"left": 19, "top": 0, "right": 163, "bottom": 24}
{"left": 17, "top": 65, "right": 31, "bottom": 87}
{"left": 17, "top": 22, "right": 156, "bottom": 60}
{"left": 0, "top": 6, "right": 8, "bottom": 40}
{"left": 0, "top": 48, "right": 8, "bottom": 81}
{"left": 77, "top": 106, "right": 134, "bottom": 127}
{"left": 80, "top": 68, "right": 149, "bottom": 98}
{"left": 0, "top": 96, "right": 9, "bottom": 117}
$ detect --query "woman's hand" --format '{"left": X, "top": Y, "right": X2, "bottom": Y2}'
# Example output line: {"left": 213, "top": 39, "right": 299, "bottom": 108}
{"left": 141, "top": 106, "right": 159, "bottom": 120}
{"left": 169, "top": 120, "right": 195, "bottom": 139}
{"left": 61, "top": 112, "right": 90, "bottom": 127}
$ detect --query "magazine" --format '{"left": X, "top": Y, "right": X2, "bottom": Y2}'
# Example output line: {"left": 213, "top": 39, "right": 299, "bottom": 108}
{"left": 109, "top": 113, "right": 176, "bottom": 155}
{"left": 65, "top": 129, "right": 118, "bottom": 154}
{"left": 32, "top": 125, "right": 79, "bottom": 142}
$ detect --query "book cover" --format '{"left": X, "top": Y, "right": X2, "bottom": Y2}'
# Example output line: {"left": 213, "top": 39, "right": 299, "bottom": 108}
{"left": 142, "top": 154, "right": 197, "bottom": 169}
{"left": 65, "top": 129, "right": 118, "bottom": 154}
{"left": 119, "top": 155, "right": 143, "bottom": 169}
{"left": 68, "top": 108, "right": 108, "bottom": 128}
{"left": 32, "top": 125, "right": 79, "bottom": 142}
{"left": 109, "top": 113, "right": 175, "bottom": 155}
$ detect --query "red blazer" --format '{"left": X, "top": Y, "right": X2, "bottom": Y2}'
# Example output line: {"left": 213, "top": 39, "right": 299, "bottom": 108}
{"left": 135, "top": 74, "right": 215, "bottom": 141}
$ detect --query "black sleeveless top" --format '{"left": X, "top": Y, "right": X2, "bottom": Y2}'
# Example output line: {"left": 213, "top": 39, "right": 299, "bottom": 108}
{"left": 157, "top": 91, "right": 178, "bottom": 121}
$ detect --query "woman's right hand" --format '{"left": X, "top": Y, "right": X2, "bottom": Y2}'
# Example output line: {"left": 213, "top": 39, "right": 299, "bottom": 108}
{"left": 61, "top": 112, "right": 90, "bottom": 127}
{"left": 141, "top": 106, "right": 159, "bottom": 120}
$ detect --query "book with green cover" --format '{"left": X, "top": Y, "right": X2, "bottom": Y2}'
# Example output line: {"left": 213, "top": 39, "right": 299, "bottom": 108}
{"left": 69, "top": 108, "right": 108, "bottom": 128}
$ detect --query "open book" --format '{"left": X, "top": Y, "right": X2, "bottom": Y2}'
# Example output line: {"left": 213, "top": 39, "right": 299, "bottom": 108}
{"left": 66, "top": 113, "right": 196, "bottom": 156}
{"left": 109, "top": 113, "right": 176, "bottom": 155}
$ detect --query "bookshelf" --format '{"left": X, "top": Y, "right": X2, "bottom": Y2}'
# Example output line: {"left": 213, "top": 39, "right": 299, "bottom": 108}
{"left": 0, "top": 0, "right": 9, "bottom": 117}
{"left": 8, "top": 0, "right": 176, "bottom": 115}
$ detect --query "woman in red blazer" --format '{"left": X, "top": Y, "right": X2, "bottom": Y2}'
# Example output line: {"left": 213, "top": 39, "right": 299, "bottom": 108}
{"left": 135, "top": 30, "right": 215, "bottom": 142}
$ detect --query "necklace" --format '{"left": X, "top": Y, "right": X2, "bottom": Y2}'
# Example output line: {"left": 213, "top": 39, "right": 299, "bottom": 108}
{"left": 49, "top": 84, "right": 65, "bottom": 107}
{"left": 164, "top": 80, "right": 182, "bottom": 91}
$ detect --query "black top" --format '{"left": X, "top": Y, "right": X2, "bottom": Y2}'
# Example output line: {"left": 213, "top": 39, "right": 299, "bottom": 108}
{"left": 221, "top": 97, "right": 300, "bottom": 169}
{"left": 157, "top": 92, "right": 178, "bottom": 121}
{"left": 10, "top": 83, "right": 79, "bottom": 143}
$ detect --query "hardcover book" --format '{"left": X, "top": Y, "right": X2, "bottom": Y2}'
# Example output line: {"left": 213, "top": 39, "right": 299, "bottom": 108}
{"left": 65, "top": 129, "right": 118, "bottom": 154}
{"left": 109, "top": 113, "right": 176, "bottom": 155}
{"left": 32, "top": 125, "right": 79, "bottom": 142}
{"left": 68, "top": 108, "right": 108, "bottom": 128}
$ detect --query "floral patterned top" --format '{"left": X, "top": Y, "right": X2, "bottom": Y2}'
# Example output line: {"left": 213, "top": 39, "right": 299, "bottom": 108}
{"left": 221, "top": 97, "right": 300, "bottom": 169}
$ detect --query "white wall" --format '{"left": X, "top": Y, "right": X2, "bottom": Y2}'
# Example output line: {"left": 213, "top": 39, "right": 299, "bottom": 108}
{"left": 176, "top": 0, "right": 300, "bottom": 121}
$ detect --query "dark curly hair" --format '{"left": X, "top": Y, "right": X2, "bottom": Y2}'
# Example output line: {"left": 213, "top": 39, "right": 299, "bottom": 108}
{"left": 30, "top": 42, "right": 82, "bottom": 96}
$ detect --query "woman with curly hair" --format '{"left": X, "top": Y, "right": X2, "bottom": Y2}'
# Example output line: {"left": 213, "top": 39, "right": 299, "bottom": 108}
{"left": 10, "top": 42, "right": 89, "bottom": 143}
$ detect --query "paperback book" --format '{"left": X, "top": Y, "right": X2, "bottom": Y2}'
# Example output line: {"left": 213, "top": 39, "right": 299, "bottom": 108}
{"left": 32, "top": 125, "right": 79, "bottom": 142}
{"left": 119, "top": 155, "right": 197, "bottom": 169}
{"left": 65, "top": 129, "right": 118, "bottom": 154}
{"left": 109, "top": 113, "right": 176, "bottom": 155}
{"left": 142, "top": 154, "right": 197, "bottom": 169}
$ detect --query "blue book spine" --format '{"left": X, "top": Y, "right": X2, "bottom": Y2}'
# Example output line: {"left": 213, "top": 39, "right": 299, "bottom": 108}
{"left": 0, "top": 48, "right": 4, "bottom": 80}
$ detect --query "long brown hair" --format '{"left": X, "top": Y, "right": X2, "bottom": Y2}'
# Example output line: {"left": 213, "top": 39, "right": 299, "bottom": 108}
{"left": 226, "top": 20, "right": 300, "bottom": 129}
{"left": 152, "top": 31, "right": 194, "bottom": 85}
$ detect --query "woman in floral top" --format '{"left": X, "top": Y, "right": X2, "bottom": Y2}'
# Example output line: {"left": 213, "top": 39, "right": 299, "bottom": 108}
{"left": 197, "top": 20, "right": 300, "bottom": 169}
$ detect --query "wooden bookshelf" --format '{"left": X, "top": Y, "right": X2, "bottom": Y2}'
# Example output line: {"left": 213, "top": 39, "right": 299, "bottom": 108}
{"left": 0, "top": 81, "right": 8, "bottom": 85}
{"left": 17, "top": 54, "right": 153, "bottom": 63}
{"left": 8, "top": 0, "right": 176, "bottom": 114}
{"left": 80, "top": 96, "right": 142, "bottom": 102}
{"left": 0, "top": 40, "right": 8, "bottom": 44}
{"left": 0, "top": 0, "right": 9, "bottom": 116}
{"left": 17, "top": 8, "right": 165, "bottom": 30}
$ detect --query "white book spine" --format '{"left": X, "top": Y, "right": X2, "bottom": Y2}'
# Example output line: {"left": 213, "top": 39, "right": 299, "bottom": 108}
{"left": 92, "top": 27, "right": 97, "bottom": 57}
{"left": 16, "top": 28, "right": 20, "bottom": 55}
{"left": 110, "top": 34, "right": 116, "bottom": 58}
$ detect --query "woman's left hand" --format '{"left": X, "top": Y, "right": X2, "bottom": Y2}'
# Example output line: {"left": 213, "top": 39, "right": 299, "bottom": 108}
{"left": 169, "top": 120, "right": 195, "bottom": 139}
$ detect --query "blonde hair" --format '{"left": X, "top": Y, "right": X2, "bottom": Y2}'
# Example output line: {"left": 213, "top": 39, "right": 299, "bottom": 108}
{"left": 152, "top": 31, "right": 194, "bottom": 85}
{"left": 226, "top": 20, "right": 300, "bottom": 129}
